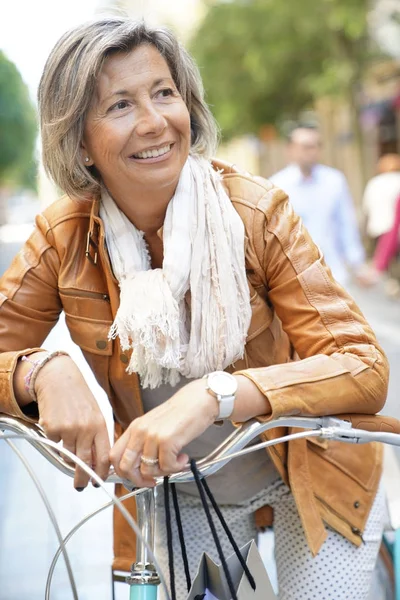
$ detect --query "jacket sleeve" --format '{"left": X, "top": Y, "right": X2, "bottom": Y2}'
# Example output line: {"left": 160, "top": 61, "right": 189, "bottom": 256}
{"left": 236, "top": 189, "right": 389, "bottom": 419}
{"left": 0, "top": 214, "right": 63, "bottom": 421}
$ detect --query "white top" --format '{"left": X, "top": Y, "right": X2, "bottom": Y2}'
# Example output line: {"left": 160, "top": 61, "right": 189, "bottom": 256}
{"left": 362, "top": 172, "right": 400, "bottom": 238}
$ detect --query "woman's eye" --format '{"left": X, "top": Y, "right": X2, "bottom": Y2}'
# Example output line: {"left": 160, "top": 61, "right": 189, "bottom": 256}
{"left": 110, "top": 100, "right": 129, "bottom": 111}
{"left": 157, "top": 88, "right": 175, "bottom": 99}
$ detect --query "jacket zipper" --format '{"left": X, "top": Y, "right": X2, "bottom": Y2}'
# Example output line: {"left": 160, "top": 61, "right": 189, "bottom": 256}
{"left": 315, "top": 494, "right": 365, "bottom": 543}
{"left": 351, "top": 527, "right": 365, "bottom": 544}
{"left": 60, "top": 289, "right": 110, "bottom": 302}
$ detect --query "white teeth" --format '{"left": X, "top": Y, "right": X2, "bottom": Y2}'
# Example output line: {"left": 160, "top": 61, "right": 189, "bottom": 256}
{"left": 134, "top": 144, "right": 171, "bottom": 159}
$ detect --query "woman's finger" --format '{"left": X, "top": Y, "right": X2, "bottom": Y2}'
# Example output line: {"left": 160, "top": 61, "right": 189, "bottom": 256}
{"left": 73, "top": 439, "right": 94, "bottom": 490}
{"left": 114, "top": 446, "right": 156, "bottom": 487}
{"left": 109, "top": 428, "right": 131, "bottom": 470}
{"left": 117, "top": 426, "right": 146, "bottom": 474}
{"left": 110, "top": 429, "right": 155, "bottom": 487}
{"left": 155, "top": 431, "right": 187, "bottom": 474}
{"left": 62, "top": 443, "right": 77, "bottom": 466}
{"left": 111, "top": 432, "right": 143, "bottom": 479}
{"left": 39, "top": 419, "right": 61, "bottom": 443}
{"left": 93, "top": 429, "right": 111, "bottom": 483}
{"left": 125, "top": 467, "right": 157, "bottom": 489}
{"left": 61, "top": 431, "right": 77, "bottom": 466}
{"left": 159, "top": 446, "right": 189, "bottom": 474}
{"left": 140, "top": 437, "right": 161, "bottom": 478}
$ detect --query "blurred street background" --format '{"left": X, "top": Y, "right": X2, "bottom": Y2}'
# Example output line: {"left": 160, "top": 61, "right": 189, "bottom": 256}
{"left": 1, "top": 0, "right": 400, "bottom": 598}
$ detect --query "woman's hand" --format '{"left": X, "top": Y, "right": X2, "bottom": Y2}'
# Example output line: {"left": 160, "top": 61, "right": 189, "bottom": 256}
{"left": 110, "top": 378, "right": 219, "bottom": 487}
{"left": 34, "top": 355, "right": 111, "bottom": 490}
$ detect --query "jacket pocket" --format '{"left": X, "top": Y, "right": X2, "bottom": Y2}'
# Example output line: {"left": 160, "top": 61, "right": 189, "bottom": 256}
{"left": 60, "top": 288, "right": 112, "bottom": 321}
{"left": 60, "top": 290, "right": 113, "bottom": 356}
{"left": 308, "top": 439, "right": 381, "bottom": 490}
{"left": 65, "top": 314, "right": 113, "bottom": 356}
{"left": 308, "top": 441, "right": 383, "bottom": 536}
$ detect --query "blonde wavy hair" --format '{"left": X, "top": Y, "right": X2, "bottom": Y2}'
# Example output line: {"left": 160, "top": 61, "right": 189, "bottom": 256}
{"left": 38, "top": 16, "right": 219, "bottom": 199}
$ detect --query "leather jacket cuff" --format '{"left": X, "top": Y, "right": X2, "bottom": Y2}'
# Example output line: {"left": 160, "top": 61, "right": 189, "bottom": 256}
{"left": 0, "top": 348, "right": 44, "bottom": 423}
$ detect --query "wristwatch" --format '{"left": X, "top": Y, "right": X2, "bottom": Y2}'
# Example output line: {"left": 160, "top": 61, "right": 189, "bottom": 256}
{"left": 204, "top": 371, "right": 238, "bottom": 420}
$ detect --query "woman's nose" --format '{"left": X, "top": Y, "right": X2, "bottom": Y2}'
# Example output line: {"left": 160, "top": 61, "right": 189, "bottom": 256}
{"left": 135, "top": 102, "right": 167, "bottom": 137}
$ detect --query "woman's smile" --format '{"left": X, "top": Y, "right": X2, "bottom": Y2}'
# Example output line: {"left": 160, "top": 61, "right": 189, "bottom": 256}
{"left": 130, "top": 141, "right": 174, "bottom": 162}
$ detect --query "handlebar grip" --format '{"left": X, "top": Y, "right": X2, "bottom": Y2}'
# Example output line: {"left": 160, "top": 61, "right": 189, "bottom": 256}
{"left": 336, "top": 413, "right": 400, "bottom": 434}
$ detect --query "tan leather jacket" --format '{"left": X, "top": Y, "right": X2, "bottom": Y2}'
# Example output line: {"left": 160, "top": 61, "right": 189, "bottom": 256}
{"left": 0, "top": 159, "right": 388, "bottom": 562}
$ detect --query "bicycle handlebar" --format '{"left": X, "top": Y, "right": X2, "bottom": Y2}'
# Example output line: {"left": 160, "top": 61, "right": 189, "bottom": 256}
{"left": 1, "top": 412, "right": 400, "bottom": 491}
{"left": 2, "top": 411, "right": 400, "bottom": 600}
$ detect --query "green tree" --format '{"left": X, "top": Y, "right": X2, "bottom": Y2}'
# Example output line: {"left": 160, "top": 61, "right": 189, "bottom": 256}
{"left": 190, "top": 0, "right": 373, "bottom": 143}
{"left": 0, "top": 51, "right": 37, "bottom": 190}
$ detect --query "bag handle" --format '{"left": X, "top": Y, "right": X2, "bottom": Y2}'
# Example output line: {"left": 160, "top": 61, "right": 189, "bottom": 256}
{"left": 163, "top": 476, "right": 177, "bottom": 599}
{"left": 196, "top": 465, "right": 257, "bottom": 592}
{"left": 163, "top": 460, "right": 256, "bottom": 600}
{"left": 190, "top": 460, "right": 256, "bottom": 597}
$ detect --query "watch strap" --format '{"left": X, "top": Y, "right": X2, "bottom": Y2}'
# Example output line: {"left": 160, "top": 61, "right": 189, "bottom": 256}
{"left": 217, "top": 393, "right": 235, "bottom": 419}
{"left": 204, "top": 372, "right": 237, "bottom": 420}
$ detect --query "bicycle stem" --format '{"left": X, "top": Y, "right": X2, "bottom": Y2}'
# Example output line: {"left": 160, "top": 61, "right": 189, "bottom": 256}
{"left": 126, "top": 489, "right": 161, "bottom": 598}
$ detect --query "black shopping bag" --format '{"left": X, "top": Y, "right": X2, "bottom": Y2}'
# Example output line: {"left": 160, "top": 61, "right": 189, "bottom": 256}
{"left": 186, "top": 539, "right": 277, "bottom": 600}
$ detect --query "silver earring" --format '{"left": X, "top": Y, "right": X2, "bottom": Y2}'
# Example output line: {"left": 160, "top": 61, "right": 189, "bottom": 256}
{"left": 85, "top": 157, "right": 90, "bottom": 163}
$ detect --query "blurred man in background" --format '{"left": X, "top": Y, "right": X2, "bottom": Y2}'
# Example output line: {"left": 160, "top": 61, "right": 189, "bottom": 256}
{"left": 270, "top": 126, "right": 366, "bottom": 287}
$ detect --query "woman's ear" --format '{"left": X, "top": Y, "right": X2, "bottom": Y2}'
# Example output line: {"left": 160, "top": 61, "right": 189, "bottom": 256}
{"left": 80, "top": 143, "right": 94, "bottom": 167}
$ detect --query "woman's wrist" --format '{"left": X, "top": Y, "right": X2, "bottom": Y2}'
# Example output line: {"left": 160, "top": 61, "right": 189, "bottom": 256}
{"left": 34, "top": 353, "right": 74, "bottom": 401}
{"left": 14, "top": 351, "right": 71, "bottom": 406}
{"left": 197, "top": 372, "right": 271, "bottom": 423}
{"left": 28, "top": 351, "right": 70, "bottom": 402}
{"left": 199, "top": 377, "right": 221, "bottom": 421}
{"left": 14, "top": 351, "right": 50, "bottom": 407}
{"left": 231, "top": 374, "right": 271, "bottom": 422}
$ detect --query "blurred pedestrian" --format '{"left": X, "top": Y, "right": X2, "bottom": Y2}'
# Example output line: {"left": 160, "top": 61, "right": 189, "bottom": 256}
{"left": 362, "top": 203, "right": 400, "bottom": 297}
{"left": 358, "top": 154, "right": 400, "bottom": 295}
{"left": 373, "top": 193, "right": 400, "bottom": 275}
{"left": 362, "top": 153, "right": 400, "bottom": 251}
{"left": 270, "top": 126, "right": 366, "bottom": 287}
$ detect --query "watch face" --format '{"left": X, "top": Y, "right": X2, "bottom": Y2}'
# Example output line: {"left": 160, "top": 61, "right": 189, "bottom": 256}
{"left": 208, "top": 371, "right": 237, "bottom": 396}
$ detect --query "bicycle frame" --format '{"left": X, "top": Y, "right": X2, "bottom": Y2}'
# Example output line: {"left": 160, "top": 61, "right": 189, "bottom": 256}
{"left": 1, "top": 413, "right": 400, "bottom": 600}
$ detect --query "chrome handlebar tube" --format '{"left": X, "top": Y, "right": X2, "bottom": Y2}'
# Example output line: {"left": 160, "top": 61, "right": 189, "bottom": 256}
{"left": 2, "top": 413, "right": 400, "bottom": 491}
{"left": 3, "top": 414, "right": 386, "bottom": 488}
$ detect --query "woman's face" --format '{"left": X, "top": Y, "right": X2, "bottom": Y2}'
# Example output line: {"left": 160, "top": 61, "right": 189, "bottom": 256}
{"left": 82, "top": 44, "right": 191, "bottom": 201}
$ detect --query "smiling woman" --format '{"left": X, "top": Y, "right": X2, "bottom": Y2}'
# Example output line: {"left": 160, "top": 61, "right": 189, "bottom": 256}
{"left": 0, "top": 15, "right": 391, "bottom": 600}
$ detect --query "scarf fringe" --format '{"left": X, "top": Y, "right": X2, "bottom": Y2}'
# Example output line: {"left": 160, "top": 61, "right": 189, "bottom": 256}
{"left": 108, "top": 271, "right": 182, "bottom": 381}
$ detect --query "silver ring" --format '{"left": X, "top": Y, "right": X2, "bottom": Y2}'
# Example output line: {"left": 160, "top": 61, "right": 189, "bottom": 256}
{"left": 140, "top": 455, "right": 159, "bottom": 466}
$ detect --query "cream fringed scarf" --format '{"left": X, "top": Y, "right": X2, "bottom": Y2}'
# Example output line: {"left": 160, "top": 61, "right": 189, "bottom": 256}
{"left": 100, "top": 155, "right": 252, "bottom": 388}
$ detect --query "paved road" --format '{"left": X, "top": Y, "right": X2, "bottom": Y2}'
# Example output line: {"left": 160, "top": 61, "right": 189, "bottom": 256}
{"left": 0, "top": 233, "right": 399, "bottom": 599}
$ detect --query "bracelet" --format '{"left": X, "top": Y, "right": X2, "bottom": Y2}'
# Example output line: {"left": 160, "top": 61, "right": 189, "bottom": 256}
{"left": 21, "top": 351, "right": 69, "bottom": 402}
